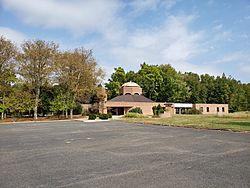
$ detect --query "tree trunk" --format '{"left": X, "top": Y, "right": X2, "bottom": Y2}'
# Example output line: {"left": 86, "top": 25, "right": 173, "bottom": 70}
{"left": 70, "top": 109, "right": 73, "bottom": 119}
{"left": 34, "top": 87, "right": 40, "bottom": 120}
{"left": 65, "top": 109, "right": 68, "bottom": 118}
{"left": 1, "top": 112, "right": 3, "bottom": 120}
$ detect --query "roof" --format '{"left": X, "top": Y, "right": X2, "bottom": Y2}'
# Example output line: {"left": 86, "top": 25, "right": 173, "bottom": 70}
{"left": 121, "top": 81, "right": 140, "bottom": 87}
{"left": 109, "top": 95, "right": 153, "bottom": 102}
{"left": 173, "top": 103, "right": 193, "bottom": 108}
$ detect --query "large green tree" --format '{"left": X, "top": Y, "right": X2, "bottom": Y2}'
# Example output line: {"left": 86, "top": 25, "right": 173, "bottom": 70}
{"left": 105, "top": 67, "right": 126, "bottom": 99}
{"left": 0, "top": 36, "right": 17, "bottom": 119}
{"left": 55, "top": 48, "right": 104, "bottom": 118}
{"left": 17, "top": 40, "right": 58, "bottom": 119}
{"left": 137, "top": 63, "right": 163, "bottom": 101}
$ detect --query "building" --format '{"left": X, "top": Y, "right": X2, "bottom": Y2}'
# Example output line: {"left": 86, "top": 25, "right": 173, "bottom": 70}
{"left": 84, "top": 81, "right": 228, "bottom": 116}
{"left": 104, "top": 81, "right": 167, "bottom": 116}
{"left": 193, "top": 103, "right": 228, "bottom": 115}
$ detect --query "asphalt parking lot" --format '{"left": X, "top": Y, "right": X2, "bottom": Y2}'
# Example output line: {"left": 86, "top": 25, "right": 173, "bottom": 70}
{"left": 0, "top": 120, "right": 250, "bottom": 188}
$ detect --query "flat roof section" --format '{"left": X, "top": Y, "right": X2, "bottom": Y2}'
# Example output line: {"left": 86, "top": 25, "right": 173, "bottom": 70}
{"left": 173, "top": 103, "right": 193, "bottom": 108}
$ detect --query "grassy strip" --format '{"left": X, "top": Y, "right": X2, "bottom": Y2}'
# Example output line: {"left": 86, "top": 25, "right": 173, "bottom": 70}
{"left": 121, "top": 114, "right": 250, "bottom": 132}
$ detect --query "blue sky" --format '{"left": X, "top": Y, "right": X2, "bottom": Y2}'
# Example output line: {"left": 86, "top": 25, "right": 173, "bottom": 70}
{"left": 0, "top": 0, "right": 250, "bottom": 83}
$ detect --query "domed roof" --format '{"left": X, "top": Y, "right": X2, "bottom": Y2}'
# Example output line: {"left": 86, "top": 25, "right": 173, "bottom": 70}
{"left": 121, "top": 81, "right": 140, "bottom": 87}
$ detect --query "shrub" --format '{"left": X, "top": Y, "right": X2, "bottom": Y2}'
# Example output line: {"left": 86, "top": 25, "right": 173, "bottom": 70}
{"left": 152, "top": 104, "right": 165, "bottom": 116}
{"left": 73, "top": 103, "right": 83, "bottom": 115}
{"left": 88, "top": 114, "right": 97, "bottom": 120}
{"left": 123, "top": 112, "right": 145, "bottom": 118}
{"left": 99, "top": 114, "right": 109, "bottom": 120}
{"left": 184, "top": 108, "right": 202, "bottom": 114}
{"left": 129, "top": 107, "right": 143, "bottom": 114}
{"left": 108, "top": 113, "right": 112, "bottom": 118}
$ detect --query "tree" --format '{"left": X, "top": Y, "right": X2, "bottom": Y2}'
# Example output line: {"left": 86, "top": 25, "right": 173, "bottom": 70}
{"left": 200, "top": 74, "right": 216, "bottom": 103}
{"left": 137, "top": 63, "right": 163, "bottom": 101}
{"left": 55, "top": 48, "right": 104, "bottom": 118}
{"left": 183, "top": 72, "right": 201, "bottom": 103}
{"left": 0, "top": 36, "right": 17, "bottom": 119}
{"left": 49, "top": 93, "right": 69, "bottom": 118}
{"left": 105, "top": 67, "right": 126, "bottom": 99}
{"left": 17, "top": 40, "right": 58, "bottom": 119}
{"left": 6, "top": 86, "right": 34, "bottom": 117}
{"left": 126, "top": 71, "right": 138, "bottom": 83}
{"left": 158, "top": 64, "right": 190, "bottom": 102}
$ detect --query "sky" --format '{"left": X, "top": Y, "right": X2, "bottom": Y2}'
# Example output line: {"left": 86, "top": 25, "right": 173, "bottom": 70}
{"left": 0, "top": 0, "right": 250, "bottom": 83}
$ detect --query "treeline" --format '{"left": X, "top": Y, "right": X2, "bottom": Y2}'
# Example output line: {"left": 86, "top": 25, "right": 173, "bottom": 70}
{"left": 105, "top": 63, "right": 250, "bottom": 112}
{"left": 0, "top": 36, "right": 104, "bottom": 119}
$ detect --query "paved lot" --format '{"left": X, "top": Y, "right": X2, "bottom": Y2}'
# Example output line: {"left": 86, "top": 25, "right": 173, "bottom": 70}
{"left": 0, "top": 121, "right": 250, "bottom": 188}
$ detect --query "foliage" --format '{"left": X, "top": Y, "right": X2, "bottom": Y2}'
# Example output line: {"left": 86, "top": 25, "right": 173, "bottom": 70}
{"left": 129, "top": 107, "right": 143, "bottom": 114}
{"left": 123, "top": 112, "right": 145, "bottom": 118}
{"left": 73, "top": 103, "right": 83, "bottom": 115}
{"left": 88, "top": 114, "right": 97, "bottom": 120}
{"left": 0, "top": 36, "right": 105, "bottom": 120}
{"left": 55, "top": 49, "right": 104, "bottom": 118}
{"left": 0, "top": 37, "right": 17, "bottom": 119}
{"left": 105, "top": 67, "right": 126, "bottom": 99}
{"left": 108, "top": 113, "right": 112, "bottom": 118}
{"left": 6, "top": 87, "right": 34, "bottom": 117}
{"left": 183, "top": 108, "right": 202, "bottom": 114}
{"left": 17, "top": 40, "right": 58, "bottom": 119}
{"left": 98, "top": 113, "right": 109, "bottom": 120}
{"left": 152, "top": 104, "right": 165, "bottom": 116}
{"left": 49, "top": 94, "right": 67, "bottom": 116}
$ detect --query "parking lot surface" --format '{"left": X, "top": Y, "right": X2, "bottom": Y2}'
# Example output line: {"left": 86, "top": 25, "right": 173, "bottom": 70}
{"left": 0, "top": 121, "right": 250, "bottom": 188}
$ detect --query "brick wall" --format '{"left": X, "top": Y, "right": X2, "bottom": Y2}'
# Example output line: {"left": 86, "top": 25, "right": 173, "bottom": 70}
{"left": 193, "top": 104, "right": 228, "bottom": 115}
{"left": 120, "top": 86, "right": 142, "bottom": 95}
{"left": 106, "top": 101, "right": 165, "bottom": 115}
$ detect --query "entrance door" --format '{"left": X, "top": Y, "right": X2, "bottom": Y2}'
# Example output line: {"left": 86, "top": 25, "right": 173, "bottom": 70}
{"left": 109, "top": 107, "right": 124, "bottom": 115}
{"left": 117, "top": 107, "right": 124, "bottom": 115}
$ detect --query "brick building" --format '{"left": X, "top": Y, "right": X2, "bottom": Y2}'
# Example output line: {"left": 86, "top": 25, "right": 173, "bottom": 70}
{"left": 104, "top": 82, "right": 166, "bottom": 115}
{"left": 84, "top": 81, "right": 229, "bottom": 116}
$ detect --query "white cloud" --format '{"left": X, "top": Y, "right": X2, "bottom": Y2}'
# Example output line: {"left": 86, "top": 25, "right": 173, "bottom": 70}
{"left": 210, "top": 51, "right": 249, "bottom": 65}
{"left": 96, "top": 15, "right": 206, "bottom": 75}
{"left": 128, "top": 0, "right": 177, "bottom": 15}
{"left": 212, "top": 24, "right": 223, "bottom": 31}
{"left": 204, "top": 52, "right": 250, "bottom": 81}
{"left": 1, "top": 0, "right": 122, "bottom": 35}
{"left": 245, "top": 16, "right": 250, "bottom": 20}
{"left": 0, "top": 27, "right": 26, "bottom": 44}
{"left": 239, "top": 64, "right": 250, "bottom": 75}
{"left": 207, "top": 0, "right": 214, "bottom": 6}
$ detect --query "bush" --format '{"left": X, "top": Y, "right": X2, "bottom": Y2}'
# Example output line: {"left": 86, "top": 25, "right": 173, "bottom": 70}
{"left": 184, "top": 108, "right": 202, "bottom": 114}
{"left": 108, "top": 113, "right": 112, "bottom": 118}
{"left": 73, "top": 103, "right": 83, "bottom": 115}
{"left": 123, "top": 112, "right": 145, "bottom": 118}
{"left": 152, "top": 104, "right": 165, "bottom": 116}
{"left": 129, "top": 107, "right": 143, "bottom": 114}
{"left": 99, "top": 114, "right": 109, "bottom": 120}
{"left": 88, "top": 114, "right": 97, "bottom": 120}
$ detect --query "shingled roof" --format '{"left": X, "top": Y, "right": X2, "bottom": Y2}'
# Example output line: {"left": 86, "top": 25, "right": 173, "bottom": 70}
{"left": 109, "top": 95, "right": 153, "bottom": 102}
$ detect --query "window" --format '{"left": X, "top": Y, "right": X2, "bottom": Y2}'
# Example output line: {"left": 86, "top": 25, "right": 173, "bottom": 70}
{"left": 222, "top": 107, "right": 225, "bottom": 112}
{"left": 200, "top": 107, "right": 203, "bottom": 112}
{"left": 207, "top": 107, "right": 209, "bottom": 112}
{"left": 217, "top": 107, "right": 219, "bottom": 112}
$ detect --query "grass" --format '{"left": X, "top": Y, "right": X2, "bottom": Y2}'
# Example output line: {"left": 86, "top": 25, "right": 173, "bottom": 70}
{"left": 121, "top": 112, "right": 250, "bottom": 132}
